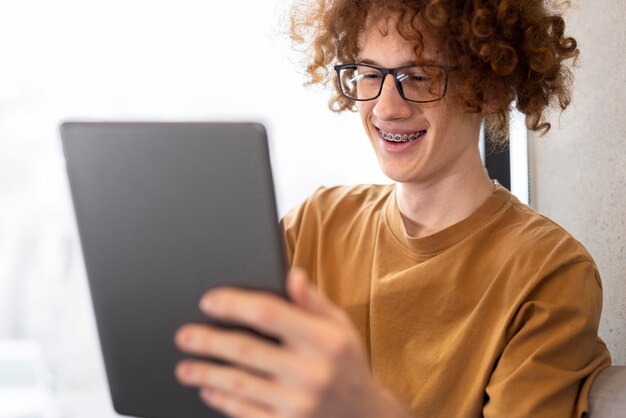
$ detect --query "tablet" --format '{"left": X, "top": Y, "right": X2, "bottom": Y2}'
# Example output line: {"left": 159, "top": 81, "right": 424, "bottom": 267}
{"left": 60, "top": 122, "right": 287, "bottom": 418}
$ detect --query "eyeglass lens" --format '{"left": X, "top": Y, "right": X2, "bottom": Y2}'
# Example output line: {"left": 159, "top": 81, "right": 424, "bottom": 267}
{"left": 338, "top": 65, "right": 446, "bottom": 102}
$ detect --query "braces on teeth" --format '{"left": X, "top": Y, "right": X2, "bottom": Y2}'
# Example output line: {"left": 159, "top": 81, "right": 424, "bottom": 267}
{"left": 379, "top": 130, "right": 424, "bottom": 142}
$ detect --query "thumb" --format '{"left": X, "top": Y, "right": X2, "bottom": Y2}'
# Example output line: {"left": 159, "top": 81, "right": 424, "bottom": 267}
{"left": 287, "top": 268, "right": 342, "bottom": 320}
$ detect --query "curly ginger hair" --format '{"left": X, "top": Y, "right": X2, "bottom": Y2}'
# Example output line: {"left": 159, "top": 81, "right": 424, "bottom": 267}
{"left": 290, "top": 0, "right": 579, "bottom": 144}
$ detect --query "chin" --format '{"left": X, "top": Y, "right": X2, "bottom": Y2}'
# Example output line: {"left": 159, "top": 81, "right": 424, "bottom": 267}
{"left": 378, "top": 164, "right": 418, "bottom": 183}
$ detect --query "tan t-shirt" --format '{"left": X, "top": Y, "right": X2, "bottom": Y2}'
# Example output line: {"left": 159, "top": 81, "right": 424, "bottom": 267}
{"left": 281, "top": 183, "right": 611, "bottom": 418}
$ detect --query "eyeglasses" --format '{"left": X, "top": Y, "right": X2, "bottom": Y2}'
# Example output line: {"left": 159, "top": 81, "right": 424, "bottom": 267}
{"left": 333, "top": 63, "right": 458, "bottom": 103}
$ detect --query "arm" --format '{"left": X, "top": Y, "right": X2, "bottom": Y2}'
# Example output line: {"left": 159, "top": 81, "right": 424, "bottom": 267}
{"left": 484, "top": 260, "right": 611, "bottom": 417}
{"left": 174, "top": 268, "right": 413, "bottom": 418}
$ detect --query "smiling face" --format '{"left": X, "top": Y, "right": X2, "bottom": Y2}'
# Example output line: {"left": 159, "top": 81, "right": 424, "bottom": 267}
{"left": 357, "top": 17, "right": 484, "bottom": 185}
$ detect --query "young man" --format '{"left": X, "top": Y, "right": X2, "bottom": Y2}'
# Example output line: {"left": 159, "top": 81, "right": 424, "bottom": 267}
{"left": 173, "top": 1, "right": 611, "bottom": 416}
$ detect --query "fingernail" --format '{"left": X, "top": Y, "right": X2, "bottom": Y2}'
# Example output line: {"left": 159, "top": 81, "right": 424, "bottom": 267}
{"left": 200, "top": 388, "right": 214, "bottom": 402}
{"left": 199, "top": 296, "right": 215, "bottom": 313}
{"left": 176, "top": 329, "right": 193, "bottom": 347}
{"left": 177, "top": 363, "right": 192, "bottom": 379}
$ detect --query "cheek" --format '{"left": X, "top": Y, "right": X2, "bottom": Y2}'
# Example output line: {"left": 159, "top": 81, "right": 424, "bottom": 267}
{"left": 429, "top": 109, "right": 482, "bottom": 148}
{"left": 423, "top": 103, "right": 459, "bottom": 134}
{"left": 357, "top": 102, "right": 374, "bottom": 130}
{"left": 357, "top": 102, "right": 368, "bottom": 119}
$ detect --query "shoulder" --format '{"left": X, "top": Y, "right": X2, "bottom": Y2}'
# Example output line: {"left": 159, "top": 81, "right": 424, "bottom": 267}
{"left": 502, "top": 192, "right": 594, "bottom": 259}
{"left": 307, "top": 183, "right": 393, "bottom": 209}
{"left": 491, "top": 189, "right": 601, "bottom": 288}
{"left": 280, "top": 184, "right": 393, "bottom": 262}
{"left": 282, "top": 184, "right": 393, "bottom": 229}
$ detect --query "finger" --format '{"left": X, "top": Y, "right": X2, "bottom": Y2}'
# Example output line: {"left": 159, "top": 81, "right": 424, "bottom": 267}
{"left": 175, "top": 324, "right": 303, "bottom": 381}
{"left": 199, "top": 387, "right": 275, "bottom": 418}
{"left": 286, "top": 267, "right": 309, "bottom": 306}
{"left": 287, "top": 268, "right": 347, "bottom": 322}
{"left": 198, "top": 288, "right": 331, "bottom": 347}
{"left": 176, "top": 360, "right": 285, "bottom": 411}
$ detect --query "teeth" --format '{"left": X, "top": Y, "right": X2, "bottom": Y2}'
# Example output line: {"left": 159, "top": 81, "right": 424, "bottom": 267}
{"left": 379, "top": 129, "right": 425, "bottom": 142}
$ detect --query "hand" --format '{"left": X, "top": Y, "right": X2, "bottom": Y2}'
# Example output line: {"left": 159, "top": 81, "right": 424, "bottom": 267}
{"left": 174, "top": 268, "right": 412, "bottom": 418}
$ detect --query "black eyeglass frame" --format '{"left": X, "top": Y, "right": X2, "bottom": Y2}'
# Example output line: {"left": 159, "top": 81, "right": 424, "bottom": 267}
{"left": 333, "top": 63, "right": 459, "bottom": 104}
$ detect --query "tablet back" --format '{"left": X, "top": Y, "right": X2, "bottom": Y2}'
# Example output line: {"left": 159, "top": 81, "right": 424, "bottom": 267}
{"left": 61, "top": 122, "right": 287, "bottom": 418}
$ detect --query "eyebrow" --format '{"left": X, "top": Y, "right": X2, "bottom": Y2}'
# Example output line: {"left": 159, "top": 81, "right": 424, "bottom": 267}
{"left": 357, "top": 58, "right": 423, "bottom": 67}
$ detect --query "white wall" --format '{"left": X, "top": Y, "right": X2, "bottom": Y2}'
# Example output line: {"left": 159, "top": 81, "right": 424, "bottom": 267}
{"left": 529, "top": 0, "right": 626, "bottom": 364}
{"left": 0, "top": 1, "right": 387, "bottom": 415}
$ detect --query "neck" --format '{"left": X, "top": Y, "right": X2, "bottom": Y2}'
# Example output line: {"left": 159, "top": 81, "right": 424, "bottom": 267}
{"left": 395, "top": 151, "right": 494, "bottom": 238}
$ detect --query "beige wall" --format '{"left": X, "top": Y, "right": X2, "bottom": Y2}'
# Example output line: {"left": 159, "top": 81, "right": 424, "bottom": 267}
{"left": 528, "top": 1, "right": 626, "bottom": 364}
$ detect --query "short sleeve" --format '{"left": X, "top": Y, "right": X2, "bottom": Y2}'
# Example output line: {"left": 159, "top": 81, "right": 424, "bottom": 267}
{"left": 484, "top": 260, "right": 611, "bottom": 417}
{"left": 279, "top": 186, "right": 327, "bottom": 267}
{"left": 279, "top": 202, "right": 305, "bottom": 267}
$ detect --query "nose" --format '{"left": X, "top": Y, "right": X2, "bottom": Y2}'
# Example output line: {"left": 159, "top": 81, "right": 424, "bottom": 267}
{"left": 372, "top": 74, "right": 414, "bottom": 121}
